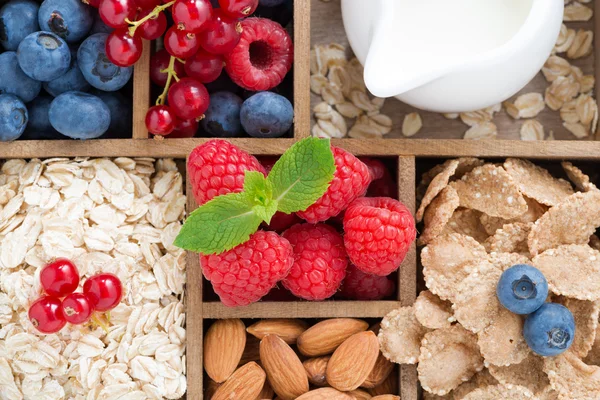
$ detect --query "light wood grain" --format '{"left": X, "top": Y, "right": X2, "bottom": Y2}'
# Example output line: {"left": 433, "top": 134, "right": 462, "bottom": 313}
{"left": 311, "top": 0, "right": 598, "bottom": 141}
{"left": 294, "top": 0, "right": 311, "bottom": 139}
{"left": 132, "top": 40, "right": 151, "bottom": 139}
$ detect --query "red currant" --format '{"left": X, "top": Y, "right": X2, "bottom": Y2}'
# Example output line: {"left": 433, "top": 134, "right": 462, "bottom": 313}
{"left": 136, "top": 8, "right": 167, "bottom": 40}
{"left": 40, "top": 259, "right": 80, "bottom": 298}
{"left": 106, "top": 29, "right": 144, "bottom": 67}
{"left": 169, "top": 118, "right": 198, "bottom": 138}
{"left": 172, "top": 0, "right": 213, "bottom": 34}
{"left": 164, "top": 26, "right": 200, "bottom": 59}
{"left": 61, "top": 293, "right": 94, "bottom": 325}
{"left": 83, "top": 273, "right": 123, "bottom": 312}
{"left": 99, "top": 0, "right": 137, "bottom": 28}
{"left": 135, "top": 0, "right": 161, "bottom": 9}
{"left": 168, "top": 77, "right": 210, "bottom": 120}
{"left": 150, "top": 49, "right": 186, "bottom": 86}
{"left": 146, "top": 105, "right": 177, "bottom": 135}
{"left": 184, "top": 49, "right": 223, "bottom": 83}
{"left": 83, "top": 0, "right": 102, "bottom": 7}
{"left": 198, "top": 9, "right": 241, "bottom": 55}
{"left": 28, "top": 296, "right": 66, "bottom": 334}
{"left": 218, "top": 0, "right": 258, "bottom": 19}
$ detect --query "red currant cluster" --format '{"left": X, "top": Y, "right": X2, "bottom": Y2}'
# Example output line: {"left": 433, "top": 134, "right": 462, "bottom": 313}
{"left": 28, "top": 259, "right": 123, "bottom": 334}
{"left": 87, "top": 0, "right": 293, "bottom": 138}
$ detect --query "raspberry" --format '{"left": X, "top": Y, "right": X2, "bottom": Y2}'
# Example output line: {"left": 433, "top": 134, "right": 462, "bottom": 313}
{"left": 339, "top": 265, "right": 395, "bottom": 300}
{"left": 224, "top": 17, "right": 293, "bottom": 91}
{"left": 297, "top": 146, "right": 372, "bottom": 224}
{"left": 343, "top": 197, "right": 416, "bottom": 276}
{"left": 200, "top": 230, "right": 294, "bottom": 307}
{"left": 282, "top": 223, "right": 348, "bottom": 300}
{"left": 187, "top": 139, "right": 266, "bottom": 206}
{"left": 360, "top": 158, "right": 386, "bottom": 181}
{"left": 360, "top": 158, "right": 398, "bottom": 198}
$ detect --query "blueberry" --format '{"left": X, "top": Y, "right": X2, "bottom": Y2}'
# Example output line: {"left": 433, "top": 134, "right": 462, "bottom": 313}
{"left": 90, "top": 89, "right": 132, "bottom": 138}
{"left": 49, "top": 91, "right": 110, "bottom": 139}
{"left": 496, "top": 264, "right": 548, "bottom": 315}
{"left": 0, "top": 0, "right": 40, "bottom": 51}
{"left": 240, "top": 92, "right": 293, "bottom": 138}
{"left": 78, "top": 33, "right": 133, "bottom": 92}
{"left": 258, "top": 0, "right": 286, "bottom": 6}
{"left": 17, "top": 31, "right": 71, "bottom": 82}
{"left": 90, "top": 13, "right": 113, "bottom": 35}
{"left": 523, "top": 303, "right": 575, "bottom": 357}
{"left": 44, "top": 45, "right": 91, "bottom": 96}
{"left": 0, "top": 52, "right": 41, "bottom": 103}
{"left": 201, "top": 91, "right": 243, "bottom": 137}
{"left": 0, "top": 94, "right": 28, "bottom": 141}
{"left": 38, "top": 0, "right": 93, "bottom": 43}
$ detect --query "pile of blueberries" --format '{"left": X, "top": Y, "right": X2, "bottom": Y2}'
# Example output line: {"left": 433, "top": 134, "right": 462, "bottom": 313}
{"left": 497, "top": 264, "right": 575, "bottom": 356}
{"left": 0, "top": 0, "right": 132, "bottom": 141}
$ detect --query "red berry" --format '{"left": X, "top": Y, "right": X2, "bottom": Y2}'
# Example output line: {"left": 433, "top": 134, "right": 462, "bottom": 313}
{"left": 339, "top": 265, "right": 395, "bottom": 300}
{"left": 28, "top": 296, "right": 66, "bottom": 334}
{"left": 184, "top": 50, "right": 223, "bottom": 83}
{"left": 200, "top": 230, "right": 294, "bottom": 307}
{"left": 168, "top": 118, "right": 198, "bottom": 138}
{"left": 218, "top": 0, "right": 258, "bottom": 19}
{"left": 40, "top": 258, "right": 80, "bottom": 298}
{"left": 146, "top": 105, "right": 177, "bottom": 136}
{"left": 172, "top": 0, "right": 213, "bottom": 34}
{"left": 106, "top": 29, "right": 144, "bottom": 67}
{"left": 61, "top": 293, "right": 94, "bottom": 325}
{"left": 343, "top": 197, "right": 416, "bottom": 276}
{"left": 297, "top": 146, "right": 372, "bottom": 224}
{"left": 99, "top": 0, "right": 137, "bottom": 28}
{"left": 281, "top": 223, "right": 348, "bottom": 301}
{"left": 366, "top": 166, "right": 398, "bottom": 199}
{"left": 135, "top": 0, "right": 161, "bottom": 9}
{"left": 264, "top": 212, "right": 301, "bottom": 232}
{"left": 137, "top": 8, "right": 167, "bottom": 40}
{"left": 168, "top": 77, "right": 209, "bottom": 120}
{"left": 83, "top": 273, "right": 123, "bottom": 312}
{"left": 164, "top": 26, "right": 200, "bottom": 59}
{"left": 150, "top": 49, "right": 186, "bottom": 87}
{"left": 225, "top": 17, "right": 293, "bottom": 91}
{"left": 198, "top": 9, "right": 241, "bottom": 55}
{"left": 187, "top": 139, "right": 266, "bottom": 205}
{"left": 83, "top": 0, "right": 102, "bottom": 7}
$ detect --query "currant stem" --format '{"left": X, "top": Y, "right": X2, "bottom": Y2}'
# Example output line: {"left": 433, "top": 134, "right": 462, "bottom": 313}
{"left": 91, "top": 313, "right": 110, "bottom": 333}
{"left": 126, "top": 0, "right": 176, "bottom": 37}
{"left": 156, "top": 55, "right": 180, "bottom": 106}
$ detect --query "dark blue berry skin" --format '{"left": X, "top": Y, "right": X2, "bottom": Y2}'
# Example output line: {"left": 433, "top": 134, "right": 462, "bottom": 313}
{"left": 38, "top": 0, "right": 93, "bottom": 44}
{"left": 78, "top": 33, "right": 133, "bottom": 92}
{"left": 17, "top": 31, "right": 71, "bottom": 82}
{"left": 258, "top": 0, "right": 286, "bottom": 6}
{"left": 0, "top": 52, "right": 41, "bottom": 103}
{"left": 49, "top": 91, "right": 110, "bottom": 139}
{"left": 0, "top": 0, "right": 40, "bottom": 51}
{"left": 22, "top": 95, "right": 60, "bottom": 139}
{"left": 0, "top": 94, "right": 28, "bottom": 141}
{"left": 524, "top": 303, "right": 575, "bottom": 357}
{"left": 497, "top": 264, "right": 549, "bottom": 315}
{"left": 90, "top": 89, "right": 132, "bottom": 138}
{"left": 90, "top": 13, "right": 113, "bottom": 35}
{"left": 241, "top": 92, "right": 294, "bottom": 138}
{"left": 44, "top": 46, "right": 91, "bottom": 97}
{"left": 201, "top": 91, "right": 243, "bottom": 137}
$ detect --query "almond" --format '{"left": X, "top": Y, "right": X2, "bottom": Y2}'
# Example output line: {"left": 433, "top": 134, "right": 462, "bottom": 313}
{"left": 371, "top": 396, "right": 400, "bottom": 400}
{"left": 204, "top": 319, "right": 247, "bottom": 383}
{"left": 348, "top": 389, "right": 373, "bottom": 400}
{"left": 361, "top": 353, "right": 394, "bottom": 388}
{"left": 326, "top": 331, "right": 380, "bottom": 391}
{"left": 212, "top": 362, "right": 266, "bottom": 400}
{"left": 303, "top": 356, "right": 330, "bottom": 387}
{"left": 260, "top": 334, "right": 309, "bottom": 400}
{"left": 297, "top": 318, "right": 369, "bottom": 356}
{"left": 255, "top": 379, "right": 275, "bottom": 400}
{"left": 247, "top": 319, "right": 309, "bottom": 344}
{"left": 296, "top": 388, "right": 354, "bottom": 400}
{"left": 368, "top": 373, "right": 398, "bottom": 397}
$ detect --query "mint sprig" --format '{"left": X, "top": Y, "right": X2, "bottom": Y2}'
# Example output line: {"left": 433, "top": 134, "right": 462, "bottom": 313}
{"left": 174, "top": 138, "right": 336, "bottom": 254}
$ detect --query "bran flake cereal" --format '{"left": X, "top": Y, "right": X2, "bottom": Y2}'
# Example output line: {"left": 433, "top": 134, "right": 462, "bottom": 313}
{"left": 488, "top": 252, "right": 532, "bottom": 271}
{"left": 584, "top": 325, "right": 600, "bottom": 366}
{"left": 461, "top": 384, "right": 538, "bottom": 400}
{"left": 477, "top": 307, "right": 530, "bottom": 367}
{"left": 488, "top": 353, "right": 550, "bottom": 396}
{"left": 562, "top": 162, "right": 598, "bottom": 192}
{"left": 554, "top": 296, "right": 600, "bottom": 358}
{"left": 414, "top": 290, "right": 454, "bottom": 330}
{"left": 544, "top": 351, "right": 600, "bottom": 400}
{"left": 378, "top": 307, "right": 429, "bottom": 364}
{"left": 416, "top": 160, "right": 460, "bottom": 222}
{"left": 418, "top": 325, "right": 483, "bottom": 396}
{"left": 450, "top": 165, "right": 527, "bottom": 219}
{"left": 419, "top": 186, "right": 460, "bottom": 245}
{"left": 485, "top": 222, "right": 532, "bottom": 256}
{"left": 479, "top": 196, "right": 548, "bottom": 236}
{"left": 440, "top": 209, "right": 489, "bottom": 244}
{"left": 422, "top": 369, "right": 499, "bottom": 400}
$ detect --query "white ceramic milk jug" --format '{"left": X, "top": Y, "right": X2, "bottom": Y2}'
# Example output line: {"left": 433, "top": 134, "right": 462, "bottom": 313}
{"left": 341, "top": 0, "right": 564, "bottom": 112}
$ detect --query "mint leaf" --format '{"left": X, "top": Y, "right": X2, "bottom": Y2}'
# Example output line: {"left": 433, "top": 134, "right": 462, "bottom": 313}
{"left": 244, "top": 171, "right": 278, "bottom": 223}
{"left": 267, "top": 137, "right": 335, "bottom": 214}
{"left": 253, "top": 201, "right": 278, "bottom": 224}
{"left": 173, "top": 192, "right": 262, "bottom": 254}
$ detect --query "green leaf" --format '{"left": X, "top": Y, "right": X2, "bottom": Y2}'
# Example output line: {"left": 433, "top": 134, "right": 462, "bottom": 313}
{"left": 267, "top": 137, "right": 336, "bottom": 214}
{"left": 173, "top": 192, "right": 263, "bottom": 254}
{"left": 243, "top": 171, "right": 278, "bottom": 224}
{"left": 253, "top": 201, "right": 278, "bottom": 224}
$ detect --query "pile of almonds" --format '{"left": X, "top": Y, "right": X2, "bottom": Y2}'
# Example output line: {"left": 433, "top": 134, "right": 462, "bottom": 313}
{"left": 203, "top": 318, "right": 399, "bottom": 399}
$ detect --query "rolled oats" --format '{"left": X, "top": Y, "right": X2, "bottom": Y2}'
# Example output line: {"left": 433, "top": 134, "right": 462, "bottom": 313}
{"left": 402, "top": 113, "right": 423, "bottom": 137}
{"left": 567, "top": 29, "right": 594, "bottom": 60}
